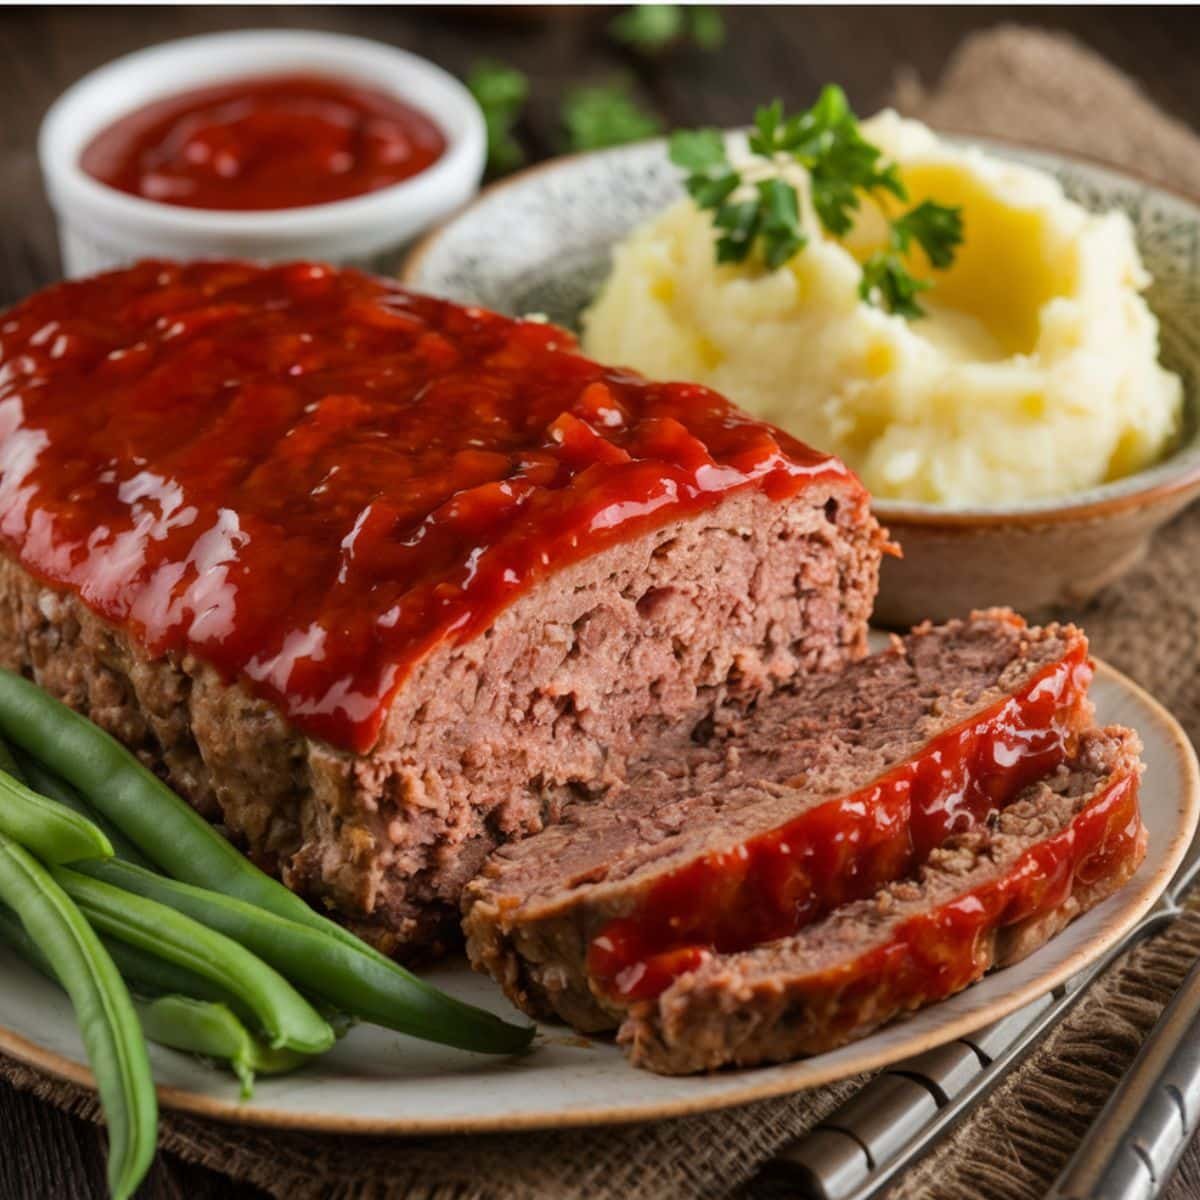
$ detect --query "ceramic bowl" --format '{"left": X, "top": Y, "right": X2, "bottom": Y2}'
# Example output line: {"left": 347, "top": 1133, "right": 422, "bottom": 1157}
{"left": 402, "top": 137, "right": 1200, "bottom": 626}
{"left": 39, "top": 30, "right": 485, "bottom": 279}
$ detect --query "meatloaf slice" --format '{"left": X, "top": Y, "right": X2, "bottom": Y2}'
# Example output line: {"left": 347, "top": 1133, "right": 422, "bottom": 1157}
{"left": 0, "top": 261, "right": 886, "bottom": 956}
{"left": 462, "top": 611, "right": 1095, "bottom": 1029}
{"left": 623, "top": 725, "right": 1145, "bottom": 1073}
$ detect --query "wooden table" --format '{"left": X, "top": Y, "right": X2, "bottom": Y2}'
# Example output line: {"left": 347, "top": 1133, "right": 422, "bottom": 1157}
{"left": 2, "top": 6, "right": 1200, "bottom": 1197}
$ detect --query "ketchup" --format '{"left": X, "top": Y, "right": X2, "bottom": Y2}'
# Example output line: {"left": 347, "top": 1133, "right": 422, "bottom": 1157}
{"left": 0, "top": 261, "right": 854, "bottom": 752}
{"left": 588, "top": 642, "right": 1095, "bottom": 1002}
{"left": 785, "top": 766, "right": 1143, "bottom": 1039}
{"left": 80, "top": 74, "right": 446, "bottom": 211}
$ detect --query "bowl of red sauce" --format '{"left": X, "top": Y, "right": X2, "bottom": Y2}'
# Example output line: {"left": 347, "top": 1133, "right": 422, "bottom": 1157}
{"left": 38, "top": 30, "right": 485, "bottom": 276}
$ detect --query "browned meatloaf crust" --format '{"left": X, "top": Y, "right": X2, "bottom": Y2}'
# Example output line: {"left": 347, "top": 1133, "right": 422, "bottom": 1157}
{"left": 462, "top": 611, "right": 1092, "bottom": 1029}
{"left": 0, "top": 484, "right": 883, "bottom": 954}
{"left": 622, "top": 726, "right": 1145, "bottom": 1073}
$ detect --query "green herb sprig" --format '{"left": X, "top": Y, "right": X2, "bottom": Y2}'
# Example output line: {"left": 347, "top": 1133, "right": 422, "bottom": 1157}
{"left": 467, "top": 61, "right": 530, "bottom": 175}
{"left": 668, "top": 85, "right": 964, "bottom": 316}
{"left": 609, "top": 5, "right": 725, "bottom": 54}
{"left": 860, "top": 199, "right": 966, "bottom": 318}
{"left": 562, "top": 80, "right": 661, "bottom": 152}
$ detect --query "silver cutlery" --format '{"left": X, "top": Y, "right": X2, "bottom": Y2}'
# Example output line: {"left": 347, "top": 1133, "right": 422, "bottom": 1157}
{"left": 750, "top": 833, "right": 1200, "bottom": 1200}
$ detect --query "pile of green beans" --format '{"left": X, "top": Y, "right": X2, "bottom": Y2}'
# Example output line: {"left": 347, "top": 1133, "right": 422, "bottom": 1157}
{"left": 0, "top": 669, "right": 535, "bottom": 1199}
{"left": 56, "top": 866, "right": 335, "bottom": 1055}
{"left": 0, "top": 906, "right": 306, "bottom": 1100}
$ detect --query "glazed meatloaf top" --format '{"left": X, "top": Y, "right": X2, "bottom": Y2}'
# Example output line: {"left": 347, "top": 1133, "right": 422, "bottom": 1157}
{"left": 0, "top": 260, "right": 887, "bottom": 956}
{"left": 0, "top": 259, "right": 870, "bottom": 754}
{"left": 623, "top": 725, "right": 1146, "bottom": 1073}
{"left": 463, "top": 611, "right": 1095, "bottom": 1030}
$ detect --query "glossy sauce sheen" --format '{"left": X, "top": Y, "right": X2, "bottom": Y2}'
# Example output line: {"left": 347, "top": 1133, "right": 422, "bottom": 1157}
{"left": 0, "top": 261, "right": 850, "bottom": 752}
{"left": 80, "top": 74, "right": 446, "bottom": 210}
{"left": 791, "top": 766, "right": 1142, "bottom": 1041}
{"left": 589, "top": 643, "right": 1094, "bottom": 1001}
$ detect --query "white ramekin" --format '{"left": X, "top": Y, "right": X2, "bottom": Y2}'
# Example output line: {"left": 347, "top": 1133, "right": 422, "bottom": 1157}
{"left": 38, "top": 30, "right": 486, "bottom": 278}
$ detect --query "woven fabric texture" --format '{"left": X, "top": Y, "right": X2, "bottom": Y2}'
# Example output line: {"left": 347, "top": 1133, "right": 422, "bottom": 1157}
{"left": 5, "top": 25, "right": 1200, "bottom": 1200}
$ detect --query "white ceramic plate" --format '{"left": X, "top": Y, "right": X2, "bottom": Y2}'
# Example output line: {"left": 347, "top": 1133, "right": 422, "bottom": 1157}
{"left": 0, "top": 655, "right": 1195, "bottom": 1134}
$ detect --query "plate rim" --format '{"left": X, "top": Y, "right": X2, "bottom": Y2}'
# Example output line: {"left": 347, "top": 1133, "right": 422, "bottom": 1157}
{"left": 1, "top": 656, "right": 1196, "bottom": 1136}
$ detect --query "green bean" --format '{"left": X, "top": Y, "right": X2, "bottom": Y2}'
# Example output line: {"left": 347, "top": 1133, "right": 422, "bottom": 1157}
{"left": 79, "top": 858, "right": 532, "bottom": 1054}
{"left": 2, "top": 890, "right": 258, "bottom": 1025}
{"left": 13, "top": 748, "right": 152, "bottom": 869}
{"left": 0, "top": 736, "right": 27, "bottom": 780}
{"left": 2, "top": 732, "right": 144, "bottom": 870}
{"left": 0, "top": 731, "right": 112, "bottom": 865}
{"left": 0, "top": 836, "right": 156, "bottom": 1200}
{"left": 134, "top": 996, "right": 310, "bottom": 1100}
{"left": 0, "top": 899, "right": 43, "bottom": 962}
{"left": 0, "top": 907, "right": 304, "bottom": 1099}
{"left": 102, "top": 936, "right": 259, "bottom": 1022}
{"left": 0, "top": 766, "right": 112, "bottom": 864}
{"left": 54, "top": 867, "right": 334, "bottom": 1056}
{"left": 0, "top": 669, "right": 338, "bottom": 913}
{"left": 0, "top": 670, "right": 532, "bottom": 1052}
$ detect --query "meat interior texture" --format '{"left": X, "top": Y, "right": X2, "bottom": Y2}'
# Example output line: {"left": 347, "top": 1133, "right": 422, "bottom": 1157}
{"left": 462, "top": 610, "right": 1093, "bottom": 1030}
{"left": 0, "top": 482, "right": 880, "bottom": 954}
{"left": 624, "top": 726, "right": 1146, "bottom": 1074}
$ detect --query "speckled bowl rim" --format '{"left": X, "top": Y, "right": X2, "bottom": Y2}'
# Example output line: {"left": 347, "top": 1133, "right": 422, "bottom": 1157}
{"left": 402, "top": 131, "right": 1200, "bottom": 528}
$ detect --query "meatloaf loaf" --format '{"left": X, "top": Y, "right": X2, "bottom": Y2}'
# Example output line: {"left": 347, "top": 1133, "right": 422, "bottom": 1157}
{"left": 463, "top": 610, "right": 1094, "bottom": 1031}
{"left": 0, "top": 260, "right": 886, "bottom": 954}
{"left": 623, "top": 725, "right": 1145, "bottom": 1073}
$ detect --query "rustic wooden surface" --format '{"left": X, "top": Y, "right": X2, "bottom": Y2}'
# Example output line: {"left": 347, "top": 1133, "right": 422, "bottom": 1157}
{"left": 1, "top": 5, "right": 1199, "bottom": 1197}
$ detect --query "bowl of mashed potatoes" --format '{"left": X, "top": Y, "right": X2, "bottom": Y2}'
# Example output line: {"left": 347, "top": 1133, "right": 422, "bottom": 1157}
{"left": 404, "top": 116, "right": 1200, "bottom": 624}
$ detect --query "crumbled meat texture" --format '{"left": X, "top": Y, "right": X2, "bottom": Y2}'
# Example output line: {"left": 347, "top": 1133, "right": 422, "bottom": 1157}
{"left": 0, "top": 484, "right": 883, "bottom": 955}
{"left": 620, "top": 726, "right": 1145, "bottom": 1073}
{"left": 462, "top": 610, "right": 1089, "bottom": 1029}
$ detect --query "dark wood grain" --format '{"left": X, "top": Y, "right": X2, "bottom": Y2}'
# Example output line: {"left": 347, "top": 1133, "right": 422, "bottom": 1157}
{"left": 0, "top": 6, "right": 1198, "bottom": 1197}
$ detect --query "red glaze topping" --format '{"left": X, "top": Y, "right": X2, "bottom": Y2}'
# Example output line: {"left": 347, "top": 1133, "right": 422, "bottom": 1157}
{"left": 589, "top": 641, "right": 1094, "bottom": 1001}
{"left": 787, "top": 764, "right": 1143, "bottom": 1040}
{"left": 80, "top": 74, "right": 446, "bottom": 211}
{"left": 0, "top": 261, "right": 852, "bottom": 752}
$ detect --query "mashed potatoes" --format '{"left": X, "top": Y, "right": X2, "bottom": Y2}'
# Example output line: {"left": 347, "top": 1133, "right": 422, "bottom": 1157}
{"left": 581, "top": 112, "right": 1182, "bottom": 506}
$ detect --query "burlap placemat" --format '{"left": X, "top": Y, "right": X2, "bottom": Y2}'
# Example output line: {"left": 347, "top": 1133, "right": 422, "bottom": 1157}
{"left": 6, "top": 25, "right": 1200, "bottom": 1200}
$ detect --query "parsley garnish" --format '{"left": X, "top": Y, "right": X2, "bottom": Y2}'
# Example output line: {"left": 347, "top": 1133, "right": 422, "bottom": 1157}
{"left": 468, "top": 63, "right": 662, "bottom": 169}
{"left": 860, "top": 200, "right": 966, "bottom": 317}
{"left": 562, "top": 80, "right": 661, "bottom": 152}
{"left": 467, "top": 61, "right": 529, "bottom": 175}
{"left": 668, "top": 85, "right": 964, "bottom": 317}
{"left": 609, "top": 5, "right": 725, "bottom": 53}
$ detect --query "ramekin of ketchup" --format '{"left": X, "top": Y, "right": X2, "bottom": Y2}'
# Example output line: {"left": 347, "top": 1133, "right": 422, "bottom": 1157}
{"left": 38, "top": 30, "right": 486, "bottom": 276}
